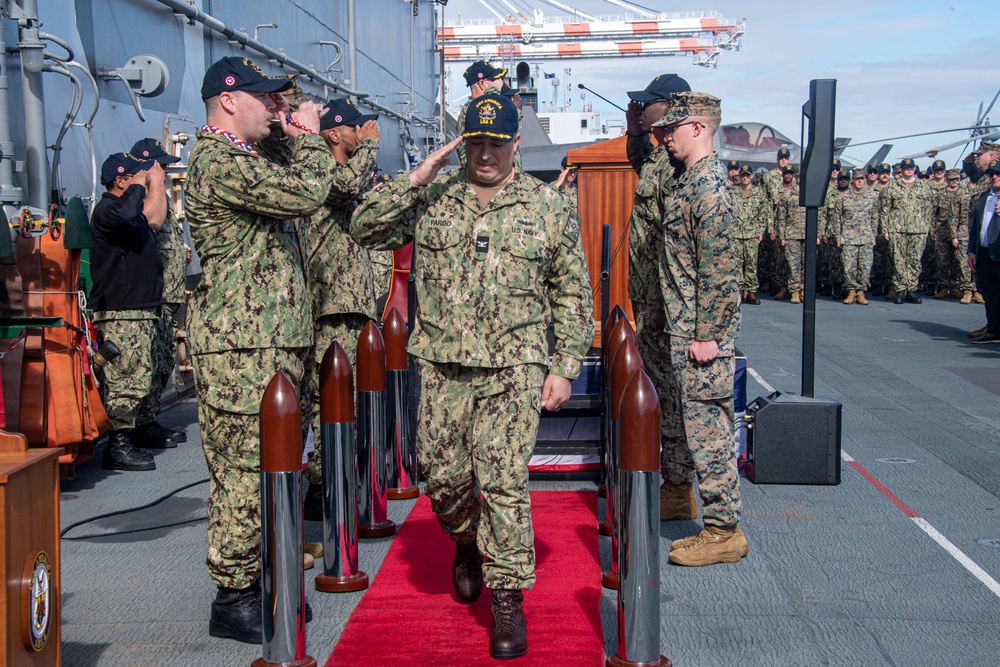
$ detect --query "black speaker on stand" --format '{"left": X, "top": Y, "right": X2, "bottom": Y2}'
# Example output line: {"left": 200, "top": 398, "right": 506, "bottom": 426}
{"left": 744, "top": 391, "right": 841, "bottom": 485}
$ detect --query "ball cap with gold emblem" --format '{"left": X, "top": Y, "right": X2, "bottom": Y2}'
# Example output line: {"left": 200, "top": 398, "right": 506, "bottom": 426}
{"left": 319, "top": 98, "right": 378, "bottom": 131}
{"left": 200, "top": 56, "right": 293, "bottom": 100}
{"left": 130, "top": 138, "right": 181, "bottom": 165}
{"left": 462, "top": 60, "right": 507, "bottom": 87}
{"left": 651, "top": 91, "right": 722, "bottom": 127}
{"left": 986, "top": 158, "right": 1000, "bottom": 175}
{"left": 462, "top": 93, "right": 519, "bottom": 142}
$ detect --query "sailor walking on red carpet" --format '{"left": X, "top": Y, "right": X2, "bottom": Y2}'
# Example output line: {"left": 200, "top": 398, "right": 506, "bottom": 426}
{"left": 352, "top": 92, "right": 594, "bottom": 659}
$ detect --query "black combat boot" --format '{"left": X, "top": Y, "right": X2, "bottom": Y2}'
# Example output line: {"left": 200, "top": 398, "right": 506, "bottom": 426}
{"left": 490, "top": 588, "right": 528, "bottom": 659}
{"left": 131, "top": 421, "right": 182, "bottom": 448}
{"left": 102, "top": 429, "right": 155, "bottom": 471}
{"left": 452, "top": 541, "right": 484, "bottom": 603}
{"left": 820, "top": 283, "right": 832, "bottom": 297}
{"left": 904, "top": 290, "right": 922, "bottom": 304}
{"left": 831, "top": 283, "right": 844, "bottom": 300}
{"left": 210, "top": 583, "right": 262, "bottom": 644}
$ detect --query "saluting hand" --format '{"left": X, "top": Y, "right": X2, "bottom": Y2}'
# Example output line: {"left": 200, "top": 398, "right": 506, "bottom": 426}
{"left": 282, "top": 100, "right": 324, "bottom": 138}
{"left": 410, "top": 135, "right": 463, "bottom": 187}
{"left": 626, "top": 100, "right": 643, "bottom": 136}
{"left": 357, "top": 120, "right": 380, "bottom": 143}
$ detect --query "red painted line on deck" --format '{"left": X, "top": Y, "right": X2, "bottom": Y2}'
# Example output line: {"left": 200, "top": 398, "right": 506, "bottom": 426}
{"left": 846, "top": 459, "right": 920, "bottom": 518}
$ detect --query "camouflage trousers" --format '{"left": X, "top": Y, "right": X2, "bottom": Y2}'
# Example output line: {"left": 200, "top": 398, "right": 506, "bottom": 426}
{"left": 415, "top": 359, "right": 544, "bottom": 590}
{"left": 757, "top": 237, "right": 778, "bottom": 288}
{"left": 93, "top": 309, "right": 159, "bottom": 431}
{"left": 891, "top": 232, "right": 928, "bottom": 292}
{"left": 734, "top": 238, "right": 760, "bottom": 292}
{"left": 634, "top": 313, "right": 684, "bottom": 476}
{"left": 934, "top": 232, "right": 974, "bottom": 291}
{"left": 842, "top": 244, "right": 874, "bottom": 291}
{"left": 137, "top": 302, "right": 180, "bottom": 425}
{"left": 304, "top": 312, "right": 370, "bottom": 485}
{"left": 870, "top": 237, "right": 893, "bottom": 292}
{"left": 783, "top": 239, "right": 805, "bottom": 292}
{"left": 661, "top": 335, "right": 741, "bottom": 527}
{"left": 919, "top": 233, "right": 936, "bottom": 286}
{"left": 194, "top": 346, "right": 307, "bottom": 589}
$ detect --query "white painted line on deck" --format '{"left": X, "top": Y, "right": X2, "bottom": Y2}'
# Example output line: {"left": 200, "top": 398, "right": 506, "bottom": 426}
{"left": 739, "top": 377, "right": 1000, "bottom": 600}
{"left": 746, "top": 366, "right": 776, "bottom": 394}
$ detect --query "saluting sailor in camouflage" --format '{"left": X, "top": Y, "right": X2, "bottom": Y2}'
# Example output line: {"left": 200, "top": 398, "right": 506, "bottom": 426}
{"left": 93, "top": 310, "right": 159, "bottom": 431}
{"left": 625, "top": 132, "right": 686, "bottom": 469}
{"left": 304, "top": 135, "right": 379, "bottom": 483}
{"left": 352, "top": 158, "right": 592, "bottom": 587}
{"left": 732, "top": 176, "right": 770, "bottom": 293}
{"left": 139, "top": 205, "right": 187, "bottom": 425}
{"left": 833, "top": 185, "right": 879, "bottom": 291}
{"left": 184, "top": 128, "right": 335, "bottom": 589}
{"left": 777, "top": 183, "right": 807, "bottom": 293}
{"left": 653, "top": 106, "right": 741, "bottom": 526}
{"left": 878, "top": 168, "right": 934, "bottom": 292}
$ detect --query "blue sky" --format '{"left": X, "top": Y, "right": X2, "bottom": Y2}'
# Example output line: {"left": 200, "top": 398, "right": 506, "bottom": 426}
{"left": 442, "top": 0, "right": 999, "bottom": 168}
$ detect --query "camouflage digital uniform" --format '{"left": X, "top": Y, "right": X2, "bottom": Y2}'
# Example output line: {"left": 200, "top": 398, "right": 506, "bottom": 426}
{"left": 777, "top": 184, "right": 806, "bottom": 293}
{"left": 93, "top": 309, "right": 160, "bottom": 430}
{"left": 832, "top": 187, "right": 879, "bottom": 291}
{"left": 758, "top": 167, "right": 784, "bottom": 289}
{"left": 659, "top": 153, "right": 742, "bottom": 528}
{"left": 732, "top": 183, "right": 770, "bottom": 293}
{"left": 869, "top": 181, "right": 893, "bottom": 292}
{"left": 818, "top": 184, "right": 845, "bottom": 288}
{"left": 303, "top": 137, "right": 379, "bottom": 484}
{"left": 138, "top": 204, "right": 187, "bottom": 425}
{"left": 932, "top": 186, "right": 973, "bottom": 292}
{"left": 625, "top": 134, "right": 685, "bottom": 472}
{"left": 184, "top": 130, "right": 334, "bottom": 589}
{"left": 879, "top": 178, "right": 934, "bottom": 292}
{"left": 351, "top": 170, "right": 593, "bottom": 590}
{"left": 920, "top": 179, "right": 948, "bottom": 286}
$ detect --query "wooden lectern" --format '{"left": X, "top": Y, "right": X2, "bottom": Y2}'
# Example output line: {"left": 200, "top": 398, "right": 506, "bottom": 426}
{"left": 0, "top": 431, "right": 61, "bottom": 666}
{"left": 568, "top": 135, "right": 639, "bottom": 347}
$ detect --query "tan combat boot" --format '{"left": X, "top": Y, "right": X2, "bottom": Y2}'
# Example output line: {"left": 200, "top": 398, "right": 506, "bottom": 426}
{"left": 887, "top": 287, "right": 898, "bottom": 299}
{"left": 960, "top": 291, "right": 973, "bottom": 304}
{"left": 668, "top": 524, "right": 749, "bottom": 566}
{"left": 773, "top": 287, "right": 789, "bottom": 300}
{"left": 973, "top": 292, "right": 986, "bottom": 304}
{"left": 934, "top": 287, "right": 951, "bottom": 299}
{"left": 660, "top": 483, "right": 698, "bottom": 521}
{"left": 790, "top": 290, "right": 802, "bottom": 304}
{"left": 949, "top": 288, "right": 964, "bottom": 299}
{"left": 842, "top": 289, "right": 857, "bottom": 304}
{"left": 855, "top": 291, "right": 869, "bottom": 305}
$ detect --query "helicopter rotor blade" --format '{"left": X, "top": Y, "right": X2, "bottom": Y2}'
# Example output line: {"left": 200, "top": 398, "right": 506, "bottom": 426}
{"left": 977, "top": 88, "right": 1000, "bottom": 128}
{"left": 898, "top": 129, "right": 1000, "bottom": 160}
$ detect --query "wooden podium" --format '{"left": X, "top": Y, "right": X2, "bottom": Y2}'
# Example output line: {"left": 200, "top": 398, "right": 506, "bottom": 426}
{"left": 0, "top": 432, "right": 61, "bottom": 666}
{"left": 568, "top": 135, "right": 639, "bottom": 347}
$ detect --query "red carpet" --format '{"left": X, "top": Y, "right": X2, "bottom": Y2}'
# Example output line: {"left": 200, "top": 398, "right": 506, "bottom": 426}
{"left": 326, "top": 490, "right": 604, "bottom": 666}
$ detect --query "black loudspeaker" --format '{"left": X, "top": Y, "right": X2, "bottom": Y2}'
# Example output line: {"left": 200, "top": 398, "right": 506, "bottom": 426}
{"left": 744, "top": 391, "right": 841, "bottom": 485}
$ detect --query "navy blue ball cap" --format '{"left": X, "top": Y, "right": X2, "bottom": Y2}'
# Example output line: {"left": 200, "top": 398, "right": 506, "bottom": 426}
{"left": 201, "top": 56, "right": 293, "bottom": 100}
{"left": 319, "top": 98, "right": 378, "bottom": 132}
{"left": 130, "top": 138, "right": 180, "bottom": 165}
{"left": 627, "top": 73, "right": 691, "bottom": 103}
{"left": 931, "top": 159, "right": 946, "bottom": 171}
{"left": 463, "top": 60, "right": 507, "bottom": 87}
{"left": 101, "top": 152, "right": 154, "bottom": 186}
{"left": 832, "top": 158, "right": 841, "bottom": 169}
{"left": 727, "top": 159, "right": 740, "bottom": 170}
{"left": 777, "top": 147, "right": 791, "bottom": 159}
{"left": 739, "top": 164, "right": 753, "bottom": 175}
{"left": 782, "top": 165, "right": 796, "bottom": 175}
{"left": 900, "top": 157, "right": 916, "bottom": 169}
{"left": 877, "top": 163, "right": 891, "bottom": 174}
{"left": 987, "top": 158, "right": 1000, "bottom": 175}
{"left": 462, "top": 93, "right": 518, "bottom": 142}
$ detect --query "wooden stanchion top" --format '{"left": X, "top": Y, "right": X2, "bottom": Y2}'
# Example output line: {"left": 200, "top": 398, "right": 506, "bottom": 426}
{"left": 320, "top": 342, "right": 354, "bottom": 424}
{"left": 382, "top": 308, "right": 409, "bottom": 371}
{"left": 610, "top": 337, "right": 643, "bottom": 421}
{"left": 259, "top": 371, "right": 302, "bottom": 473}
{"left": 619, "top": 369, "right": 660, "bottom": 472}
{"left": 605, "top": 317, "right": 635, "bottom": 383}
{"left": 356, "top": 321, "right": 386, "bottom": 392}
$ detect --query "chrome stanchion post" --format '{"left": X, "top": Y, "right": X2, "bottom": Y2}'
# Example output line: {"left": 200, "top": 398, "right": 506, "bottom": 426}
{"left": 255, "top": 372, "right": 315, "bottom": 667}
{"left": 315, "top": 342, "right": 369, "bottom": 593}
{"left": 602, "top": 336, "right": 642, "bottom": 591}
{"left": 356, "top": 321, "right": 397, "bottom": 538}
{"left": 383, "top": 308, "right": 419, "bottom": 500}
{"left": 608, "top": 368, "right": 670, "bottom": 667}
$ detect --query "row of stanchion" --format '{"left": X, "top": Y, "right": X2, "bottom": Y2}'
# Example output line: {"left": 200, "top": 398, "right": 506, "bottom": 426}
{"left": 600, "top": 305, "right": 671, "bottom": 667}
{"left": 253, "top": 308, "right": 419, "bottom": 667}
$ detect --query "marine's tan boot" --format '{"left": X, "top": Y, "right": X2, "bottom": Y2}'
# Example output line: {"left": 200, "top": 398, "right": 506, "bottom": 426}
{"left": 668, "top": 525, "right": 749, "bottom": 567}
{"left": 855, "top": 291, "right": 869, "bottom": 305}
{"left": 304, "top": 552, "right": 314, "bottom": 570}
{"left": 934, "top": 287, "right": 951, "bottom": 299}
{"left": 304, "top": 541, "right": 323, "bottom": 559}
{"left": 773, "top": 287, "right": 789, "bottom": 300}
{"left": 887, "top": 287, "right": 898, "bottom": 299}
{"left": 960, "top": 291, "right": 973, "bottom": 304}
{"left": 973, "top": 292, "right": 986, "bottom": 304}
{"left": 660, "top": 483, "right": 698, "bottom": 521}
{"left": 949, "top": 288, "right": 964, "bottom": 299}
{"left": 790, "top": 290, "right": 802, "bottom": 304}
{"left": 842, "top": 289, "right": 857, "bottom": 304}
